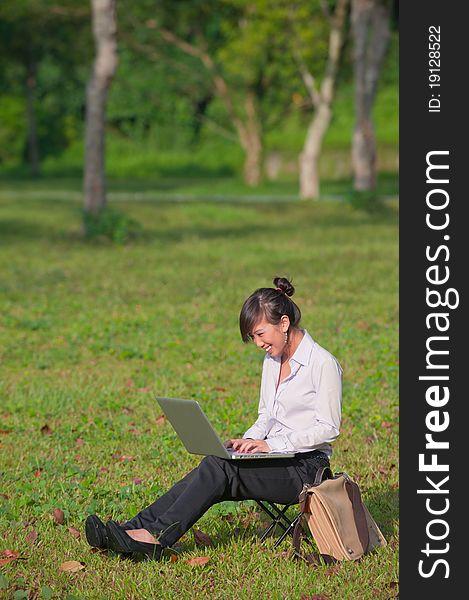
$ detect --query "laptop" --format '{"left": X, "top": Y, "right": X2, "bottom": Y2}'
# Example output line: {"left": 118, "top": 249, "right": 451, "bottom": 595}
{"left": 156, "top": 397, "right": 295, "bottom": 460}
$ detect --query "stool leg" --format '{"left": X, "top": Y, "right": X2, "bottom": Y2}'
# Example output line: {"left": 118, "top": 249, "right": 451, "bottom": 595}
{"left": 273, "top": 514, "right": 301, "bottom": 549}
{"left": 256, "top": 501, "right": 297, "bottom": 543}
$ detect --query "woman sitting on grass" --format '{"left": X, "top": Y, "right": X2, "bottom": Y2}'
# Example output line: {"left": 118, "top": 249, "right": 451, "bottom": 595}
{"left": 85, "top": 277, "right": 343, "bottom": 560}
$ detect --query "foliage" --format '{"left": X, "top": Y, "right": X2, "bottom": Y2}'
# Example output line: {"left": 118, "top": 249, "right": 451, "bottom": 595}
{"left": 0, "top": 96, "right": 27, "bottom": 164}
{"left": 0, "top": 0, "right": 398, "bottom": 185}
{"left": 0, "top": 1, "right": 91, "bottom": 167}
{"left": 0, "top": 190, "right": 398, "bottom": 598}
{"left": 82, "top": 207, "right": 142, "bottom": 244}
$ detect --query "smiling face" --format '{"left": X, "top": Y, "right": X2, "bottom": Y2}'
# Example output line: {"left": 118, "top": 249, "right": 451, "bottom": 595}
{"left": 249, "top": 315, "right": 290, "bottom": 358}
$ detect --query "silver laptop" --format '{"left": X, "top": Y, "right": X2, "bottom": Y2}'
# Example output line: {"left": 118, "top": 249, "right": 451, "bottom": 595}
{"left": 156, "top": 397, "right": 295, "bottom": 460}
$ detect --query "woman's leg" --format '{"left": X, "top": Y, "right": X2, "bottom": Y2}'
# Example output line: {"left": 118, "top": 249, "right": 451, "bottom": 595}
{"left": 121, "top": 455, "right": 232, "bottom": 544}
{"left": 121, "top": 453, "right": 327, "bottom": 548}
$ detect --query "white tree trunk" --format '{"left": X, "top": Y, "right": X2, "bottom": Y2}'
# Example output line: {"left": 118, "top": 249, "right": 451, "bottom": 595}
{"left": 299, "top": 0, "right": 349, "bottom": 200}
{"left": 157, "top": 28, "right": 264, "bottom": 187}
{"left": 84, "top": 0, "right": 118, "bottom": 214}
{"left": 299, "top": 103, "right": 331, "bottom": 199}
{"left": 351, "top": 0, "right": 391, "bottom": 191}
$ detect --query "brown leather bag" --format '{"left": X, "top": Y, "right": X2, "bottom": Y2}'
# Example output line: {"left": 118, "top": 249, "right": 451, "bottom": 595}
{"left": 292, "top": 469, "right": 387, "bottom": 562}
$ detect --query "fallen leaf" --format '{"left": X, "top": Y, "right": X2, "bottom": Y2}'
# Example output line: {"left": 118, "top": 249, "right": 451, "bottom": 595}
{"left": 68, "top": 527, "right": 81, "bottom": 539}
{"left": 241, "top": 512, "right": 260, "bottom": 528}
{"left": 53, "top": 508, "right": 65, "bottom": 525}
{"left": 59, "top": 560, "right": 85, "bottom": 573}
{"left": 170, "top": 554, "right": 178, "bottom": 563}
{"left": 222, "top": 514, "right": 236, "bottom": 524}
{"left": 26, "top": 529, "right": 38, "bottom": 544}
{"left": 133, "top": 478, "right": 143, "bottom": 485}
{"left": 213, "top": 386, "right": 226, "bottom": 392}
{"left": 186, "top": 556, "right": 210, "bottom": 566}
{"left": 155, "top": 415, "right": 166, "bottom": 426}
{"left": 193, "top": 529, "right": 212, "bottom": 547}
{"left": 184, "top": 363, "right": 193, "bottom": 369}
{"left": 381, "top": 421, "right": 393, "bottom": 429}
{"left": 1, "top": 549, "right": 20, "bottom": 559}
{"left": 41, "top": 424, "right": 53, "bottom": 435}
{"left": 75, "top": 438, "right": 84, "bottom": 448}
{"left": 0, "top": 549, "right": 21, "bottom": 566}
{"left": 323, "top": 564, "right": 341, "bottom": 576}
{"left": 99, "top": 467, "right": 109, "bottom": 473}
{"left": 112, "top": 454, "right": 134, "bottom": 462}
{"left": 34, "top": 469, "right": 43, "bottom": 478}
{"left": 118, "top": 455, "right": 134, "bottom": 462}
{"left": 138, "top": 387, "right": 152, "bottom": 393}
{"left": 125, "top": 379, "right": 134, "bottom": 388}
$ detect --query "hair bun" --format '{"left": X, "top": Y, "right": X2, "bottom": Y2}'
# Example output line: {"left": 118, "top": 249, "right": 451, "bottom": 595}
{"left": 273, "top": 276, "right": 295, "bottom": 297}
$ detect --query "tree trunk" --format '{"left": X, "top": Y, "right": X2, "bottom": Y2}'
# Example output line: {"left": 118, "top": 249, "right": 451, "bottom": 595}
{"left": 242, "top": 134, "right": 262, "bottom": 186}
{"left": 239, "top": 92, "right": 262, "bottom": 186}
{"left": 299, "top": 0, "right": 349, "bottom": 200}
{"left": 300, "top": 103, "right": 331, "bottom": 199}
{"left": 83, "top": 0, "right": 118, "bottom": 215}
{"left": 156, "top": 28, "right": 264, "bottom": 187}
{"left": 351, "top": 0, "right": 391, "bottom": 191}
{"left": 25, "top": 60, "right": 40, "bottom": 177}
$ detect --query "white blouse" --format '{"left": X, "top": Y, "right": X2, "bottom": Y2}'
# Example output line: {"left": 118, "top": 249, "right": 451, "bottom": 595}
{"left": 243, "top": 330, "right": 342, "bottom": 457}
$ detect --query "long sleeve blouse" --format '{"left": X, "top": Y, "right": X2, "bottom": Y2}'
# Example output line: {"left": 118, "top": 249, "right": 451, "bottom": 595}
{"left": 243, "top": 330, "right": 342, "bottom": 457}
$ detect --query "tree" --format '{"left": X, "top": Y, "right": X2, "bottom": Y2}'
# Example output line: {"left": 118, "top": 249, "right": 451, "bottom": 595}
{"left": 0, "top": 1, "right": 90, "bottom": 175}
{"left": 351, "top": 0, "right": 391, "bottom": 191}
{"left": 293, "top": 0, "right": 349, "bottom": 199}
{"left": 83, "top": 0, "right": 118, "bottom": 215}
{"left": 122, "top": 0, "right": 306, "bottom": 187}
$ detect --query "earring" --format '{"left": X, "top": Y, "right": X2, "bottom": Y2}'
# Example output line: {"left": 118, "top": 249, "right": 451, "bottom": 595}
{"left": 284, "top": 331, "right": 288, "bottom": 344}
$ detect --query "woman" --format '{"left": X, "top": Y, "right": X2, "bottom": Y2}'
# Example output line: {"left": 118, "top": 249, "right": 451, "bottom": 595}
{"left": 85, "top": 277, "right": 342, "bottom": 560}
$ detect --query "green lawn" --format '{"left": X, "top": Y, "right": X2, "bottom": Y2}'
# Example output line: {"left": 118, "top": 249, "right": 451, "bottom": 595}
{"left": 0, "top": 191, "right": 398, "bottom": 599}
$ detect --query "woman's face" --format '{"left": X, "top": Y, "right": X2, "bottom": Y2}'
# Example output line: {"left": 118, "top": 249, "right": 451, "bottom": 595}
{"left": 249, "top": 316, "right": 289, "bottom": 358}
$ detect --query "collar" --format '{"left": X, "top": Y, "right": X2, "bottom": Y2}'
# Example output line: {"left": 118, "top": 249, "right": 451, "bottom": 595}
{"left": 270, "top": 329, "right": 314, "bottom": 367}
{"left": 289, "top": 329, "right": 314, "bottom": 366}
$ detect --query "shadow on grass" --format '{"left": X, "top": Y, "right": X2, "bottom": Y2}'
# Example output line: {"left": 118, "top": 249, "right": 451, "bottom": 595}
{"left": 365, "top": 485, "right": 399, "bottom": 542}
{"left": 0, "top": 200, "right": 398, "bottom": 247}
{"left": 0, "top": 218, "right": 61, "bottom": 243}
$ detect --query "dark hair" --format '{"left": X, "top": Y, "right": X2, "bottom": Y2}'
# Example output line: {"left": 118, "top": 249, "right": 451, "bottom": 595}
{"left": 239, "top": 277, "right": 302, "bottom": 342}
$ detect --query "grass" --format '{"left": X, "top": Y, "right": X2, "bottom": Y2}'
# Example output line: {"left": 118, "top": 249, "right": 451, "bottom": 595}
{"left": 0, "top": 189, "right": 398, "bottom": 599}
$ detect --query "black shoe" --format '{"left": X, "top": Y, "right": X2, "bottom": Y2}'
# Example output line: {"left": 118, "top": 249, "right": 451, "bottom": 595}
{"left": 106, "top": 521, "right": 163, "bottom": 560}
{"left": 85, "top": 515, "right": 109, "bottom": 549}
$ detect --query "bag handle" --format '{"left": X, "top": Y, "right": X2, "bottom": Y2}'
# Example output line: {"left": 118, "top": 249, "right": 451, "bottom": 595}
{"left": 292, "top": 465, "right": 333, "bottom": 555}
{"left": 313, "top": 466, "right": 333, "bottom": 485}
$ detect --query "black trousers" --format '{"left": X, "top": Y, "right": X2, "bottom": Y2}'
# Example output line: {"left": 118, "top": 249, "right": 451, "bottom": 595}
{"left": 121, "top": 450, "right": 330, "bottom": 547}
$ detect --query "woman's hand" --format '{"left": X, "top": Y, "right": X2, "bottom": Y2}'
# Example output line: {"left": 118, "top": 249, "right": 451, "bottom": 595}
{"left": 224, "top": 438, "right": 271, "bottom": 453}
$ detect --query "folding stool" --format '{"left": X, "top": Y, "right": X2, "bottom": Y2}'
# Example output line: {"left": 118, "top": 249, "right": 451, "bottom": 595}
{"left": 255, "top": 465, "right": 333, "bottom": 548}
